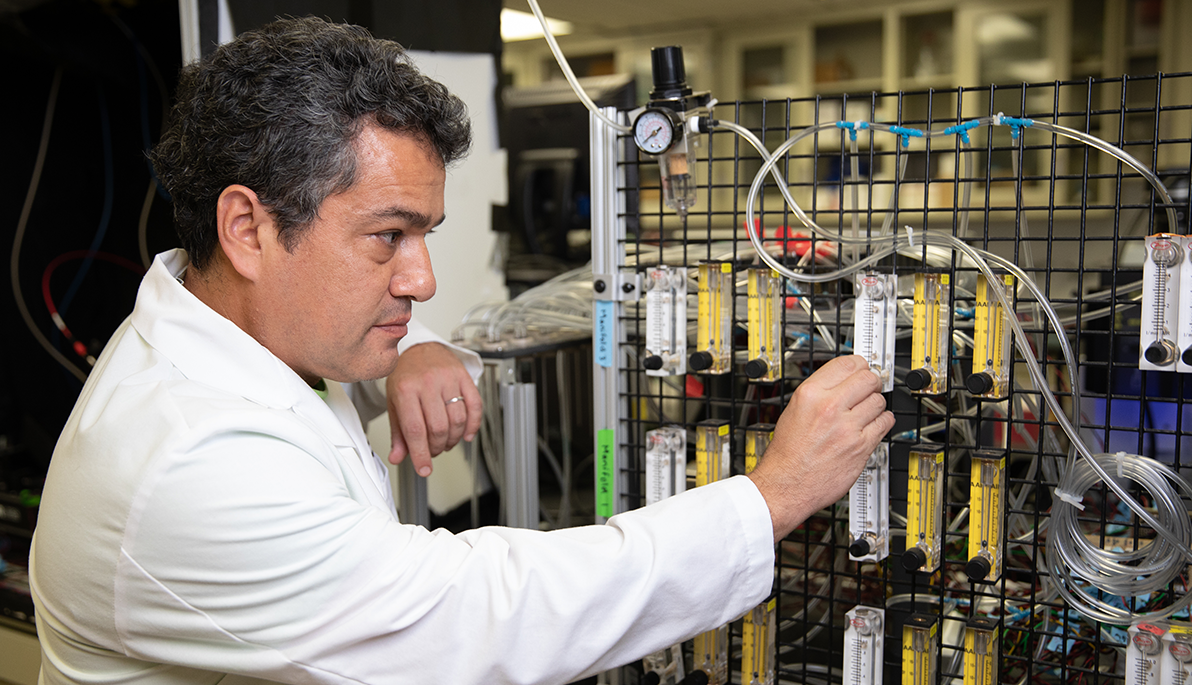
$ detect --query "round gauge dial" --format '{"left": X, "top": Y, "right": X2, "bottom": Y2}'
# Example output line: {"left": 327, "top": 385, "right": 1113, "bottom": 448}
{"left": 633, "top": 108, "right": 678, "bottom": 155}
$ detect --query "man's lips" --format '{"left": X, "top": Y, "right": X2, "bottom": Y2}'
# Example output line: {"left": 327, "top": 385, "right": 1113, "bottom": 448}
{"left": 374, "top": 315, "right": 410, "bottom": 335}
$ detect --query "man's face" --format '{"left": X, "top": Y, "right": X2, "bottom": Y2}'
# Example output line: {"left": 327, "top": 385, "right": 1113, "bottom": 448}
{"left": 253, "top": 124, "right": 444, "bottom": 384}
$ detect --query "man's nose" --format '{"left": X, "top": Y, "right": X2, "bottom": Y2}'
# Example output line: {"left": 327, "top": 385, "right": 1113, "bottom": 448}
{"left": 393, "top": 237, "right": 436, "bottom": 303}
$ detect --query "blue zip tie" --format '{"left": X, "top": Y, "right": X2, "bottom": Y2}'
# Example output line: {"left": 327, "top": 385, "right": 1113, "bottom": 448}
{"left": 943, "top": 119, "right": 981, "bottom": 144}
{"left": 888, "top": 125, "right": 924, "bottom": 147}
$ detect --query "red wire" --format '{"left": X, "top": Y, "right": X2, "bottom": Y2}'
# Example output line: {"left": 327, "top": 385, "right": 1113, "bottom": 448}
{"left": 42, "top": 250, "right": 146, "bottom": 360}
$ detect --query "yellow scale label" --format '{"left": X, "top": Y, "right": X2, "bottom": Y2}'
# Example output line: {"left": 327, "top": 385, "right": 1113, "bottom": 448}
{"left": 911, "top": 275, "right": 939, "bottom": 371}
{"left": 747, "top": 268, "right": 782, "bottom": 382}
{"left": 969, "top": 453, "right": 1005, "bottom": 581}
{"left": 745, "top": 425, "right": 774, "bottom": 475}
{"left": 906, "top": 447, "right": 943, "bottom": 566}
{"left": 972, "top": 274, "right": 1013, "bottom": 398}
{"left": 697, "top": 262, "right": 733, "bottom": 374}
{"left": 742, "top": 598, "right": 777, "bottom": 685}
{"left": 963, "top": 623, "right": 998, "bottom": 685}
{"left": 902, "top": 619, "right": 938, "bottom": 685}
{"left": 911, "top": 273, "right": 950, "bottom": 394}
{"left": 696, "top": 422, "right": 729, "bottom": 487}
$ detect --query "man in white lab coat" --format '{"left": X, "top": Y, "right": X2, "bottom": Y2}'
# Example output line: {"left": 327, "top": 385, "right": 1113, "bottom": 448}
{"left": 30, "top": 16, "right": 894, "bottom": 685}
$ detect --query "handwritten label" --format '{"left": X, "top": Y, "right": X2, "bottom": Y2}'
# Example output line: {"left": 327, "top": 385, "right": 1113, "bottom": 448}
{"left": 595, "top": 300, "right": 614, "bottom": 368}
{"left": 597, "top": 429, "right": 615, "bottom": 517}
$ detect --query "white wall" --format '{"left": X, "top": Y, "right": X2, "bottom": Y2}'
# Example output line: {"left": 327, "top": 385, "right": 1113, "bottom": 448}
{"left": 369, "top": 51, "right": 508, "bottom": 516}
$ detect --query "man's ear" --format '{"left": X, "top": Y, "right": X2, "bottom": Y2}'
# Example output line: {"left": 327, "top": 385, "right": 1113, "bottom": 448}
{"left": 215, "top": 185, "right": 273, "bottom": 283}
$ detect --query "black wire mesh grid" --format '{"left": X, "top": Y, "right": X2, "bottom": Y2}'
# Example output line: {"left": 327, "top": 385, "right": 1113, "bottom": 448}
{"left": 613, "top": 74, "right": 1192, "bottom": 684}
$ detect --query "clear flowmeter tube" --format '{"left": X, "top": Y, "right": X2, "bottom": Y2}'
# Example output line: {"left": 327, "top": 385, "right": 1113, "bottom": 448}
{"left": 1142, "top": 234, "right": 1182, "bottom": 370}
{"left": 966, "top": 273, "right": 1013, "bottom": 399}
{"left": 849, "top": 443, "right": 890, "bottom": 562}
{"left": 746, "top": 266, "right": 783, "bottom": 382}
{"left": 906, "top": 271, "right": 950, "bottom": 395}
{"left": 695, "top": 420, "right": 730, "bottom": 487}
{"left": 902, "top": 615, "right": 939, "bottom": 685}
{"left": 901, "top": 443, "right": 944, "bottom": 574}
{"left": 742, "top": 423, "right": 776, "bottom": 685}
{"left": 642, "top": 423, "right": 688, "bottom": 684}
{"left": 690, "top": 261, "right": 733, "bottom": 375}
{"left": 643, "top": 265, "right": 687, "bottom": 376}
{"left": 1129, "top": 621, "right": 1169, "bottom": 685}
{"left": 967, "top": 450, "right": 1005, "bottom": 583}
{"left": 963, "top": 617, "right": 999, "bottom": 685}
{"left": 1162, "top": 624, "right": 1192, "bottom": 685}
{"left": 692, "top": 419, "right": 731, "bottom": 685}
{"left": 853, "top": 272, "right": 898, "bottom": 392}
{"left": 742, "top": 598, "right": 777, "bottom": 685}
{"left": 644, "top": 426, "right": 686, "bottom": 506}
{"left": 745, "top": 423, "right": 774, "bottom": 475}
{"left": 843, "top": 607, "right": 884, "bottom": 685}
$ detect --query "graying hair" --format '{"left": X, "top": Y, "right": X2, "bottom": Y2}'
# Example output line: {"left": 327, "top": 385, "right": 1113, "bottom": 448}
{"left": 150, "top": 16, "right": 472, "bottom": 270}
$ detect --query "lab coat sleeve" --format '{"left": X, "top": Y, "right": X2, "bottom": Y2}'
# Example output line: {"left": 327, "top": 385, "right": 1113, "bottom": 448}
{"left": 343, "top": 316, "right": 483, "bottom": 424}
{"left": 115, "top": 416, "right": 773, "bottom": 685}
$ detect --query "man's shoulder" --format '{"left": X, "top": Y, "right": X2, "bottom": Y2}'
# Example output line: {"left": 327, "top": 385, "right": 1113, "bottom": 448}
{"left": 63, "top": 322, "right": 327, "bottom": 470}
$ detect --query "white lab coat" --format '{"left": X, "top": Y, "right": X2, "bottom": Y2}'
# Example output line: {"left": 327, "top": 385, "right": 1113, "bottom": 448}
{"left": 30, "top": 249, "right": 774, "bottom": 685}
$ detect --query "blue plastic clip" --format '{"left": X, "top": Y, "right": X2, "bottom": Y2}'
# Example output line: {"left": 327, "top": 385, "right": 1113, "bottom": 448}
{"left": 835, "top": 120, "right": 868, "bottom": 141}
{"left": 943, "top": 119, "right": 981, "bottom": 144}
{"left": 888, "top": 125, "right": 924, "bottom": 147}
{"left": 995, "top": 114, "right": 1034, "bottom": 139}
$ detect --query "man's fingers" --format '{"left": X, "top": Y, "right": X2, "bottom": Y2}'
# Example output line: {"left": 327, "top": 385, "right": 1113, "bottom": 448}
{"left": 860, "top": 410, "right": 897, "bottom": 446}
{"left": 830, "top": 366, "right": 884, "bottom": 411}
{"left": 805, "top": 355, "right": 870, "bottom": 390}
{"left": 443, "top": 400, "right": 466, "bottom": 451}
{"left": 462, "top": 384, "right": 482, "bottom": 442}
{"left": 848, "top": 386, "right": 889, "bottom": 424}
{"left": 419, "top": 396, "right": 451, "bottom": 462}
{"left": 387, "top": 424, "right": 408, "bottom": 465}
{"left": 400, "top": 399, "right": 434, "bottom": 477}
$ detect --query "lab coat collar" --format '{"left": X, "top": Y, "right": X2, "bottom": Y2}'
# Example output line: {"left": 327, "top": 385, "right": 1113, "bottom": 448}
{"left": 130, "top": 250, "right": 368, "bottom": 456}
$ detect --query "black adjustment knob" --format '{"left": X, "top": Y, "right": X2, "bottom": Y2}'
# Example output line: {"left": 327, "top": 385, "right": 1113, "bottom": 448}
{"left": 966, "top": 555, "right": 992, "bottom": 581}
{"left": 965, "top": 372, "right": 994, "bottom": 395}
{"left": 643, "top": 672, "right": 662, "bottom": 685}
{"left": 849, "top": 538, "right": 872, "bottom": 557}
{"left": 650, "top": 46, "right": 693, "bottom": 101}
{"left": 1146, "top": 342, "right": 1168, "bottom": 364}
{"left": 689, "top": 351, "right": 713, "bottom": 372}
{"left": 901, "top": 547, "right": 927, "bottom": 572}
{"left": 643, "top": 356, "right": 664, "bottom": 371}
{"left": 745, "top": 359, "right": 768, "bottom": 379}
{"left": 680, "top": 670, "right": 710, "bottom": 685}
{"left": 1183, "top": 347, "right": 1192, "bottom": 366}
{"left": 905, "top": 368, "right": 932, "bottom": 391}
{"left": 1146, "top": 341, "right": 1176, "bottom": 365}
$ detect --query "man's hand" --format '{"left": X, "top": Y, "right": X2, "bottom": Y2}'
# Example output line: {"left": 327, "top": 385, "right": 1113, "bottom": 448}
{"left": 386, "top": 342, "right": 482, "bottom": 476}
{"left": 748, "top": 355, "right": 895, "bottom": 542}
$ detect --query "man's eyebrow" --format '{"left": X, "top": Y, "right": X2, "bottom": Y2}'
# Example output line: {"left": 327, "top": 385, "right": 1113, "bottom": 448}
{"left": 368, "top": 206, "right": 446, "bottom": 228}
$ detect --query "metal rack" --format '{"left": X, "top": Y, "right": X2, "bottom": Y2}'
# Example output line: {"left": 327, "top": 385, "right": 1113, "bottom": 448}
{"left": 592, "top": 73, "right": 1192, "bottom": 684}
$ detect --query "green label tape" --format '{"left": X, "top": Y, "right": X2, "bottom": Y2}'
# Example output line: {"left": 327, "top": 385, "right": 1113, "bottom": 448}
{"left": 597, "top": 428, "right": 615, "bottom": 518}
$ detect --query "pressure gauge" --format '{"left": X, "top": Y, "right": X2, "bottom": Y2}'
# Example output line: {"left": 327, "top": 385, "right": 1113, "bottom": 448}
{"left": 633, "top": 108, "right": 681, "bottom": 155}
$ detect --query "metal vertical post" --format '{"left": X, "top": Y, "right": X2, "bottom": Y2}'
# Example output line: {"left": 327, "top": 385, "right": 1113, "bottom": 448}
{"left": 501, "top": 381, "right": 539, "bottom": 529}
{"left": 397, "top": 460, "right": 430, "bottom": 529}
{"left": 590, "top": 107, "right": 635, "bottom": 525}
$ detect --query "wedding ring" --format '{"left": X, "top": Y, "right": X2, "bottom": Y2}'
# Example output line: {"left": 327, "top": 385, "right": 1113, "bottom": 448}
{"left": 446, "top": 396, "right": 464, "bottom": 405}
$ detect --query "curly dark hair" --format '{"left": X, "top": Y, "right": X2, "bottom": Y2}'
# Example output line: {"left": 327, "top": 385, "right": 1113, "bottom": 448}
{"left": 150, "top": 16, "right": 472, "bottom": 270}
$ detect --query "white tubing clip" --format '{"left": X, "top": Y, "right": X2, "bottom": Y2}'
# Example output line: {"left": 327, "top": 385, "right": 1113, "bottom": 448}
{"left": 1116, "top": 451, "right": 1128, "bottom": 479}
{"left": 905, "top": 225, "right": 915, "bottom": 248}
{"left": 1053, "top": 486, "right": 1085, "bottom": 510}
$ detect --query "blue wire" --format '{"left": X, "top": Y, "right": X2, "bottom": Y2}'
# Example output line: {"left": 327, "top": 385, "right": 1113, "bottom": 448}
{"left": 59, "top": 85, "right": 114, "bottom": 320}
